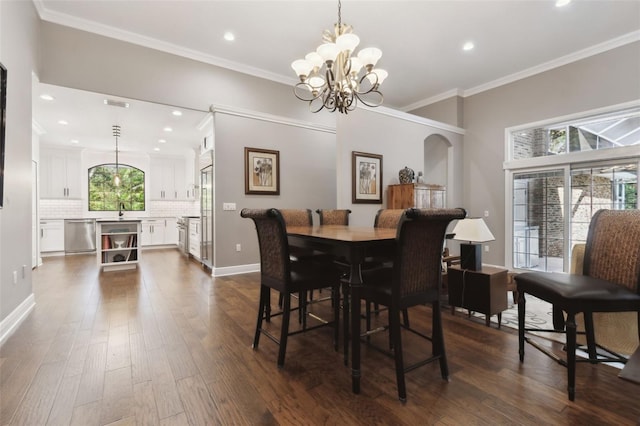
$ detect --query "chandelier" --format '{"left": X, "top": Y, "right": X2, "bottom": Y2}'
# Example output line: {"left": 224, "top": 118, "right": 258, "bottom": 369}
{"left": 291, "top": 0, "right": 387, "bottom": 114}
{"left": 113, "top": 124, "right": 121, "bottom": 187}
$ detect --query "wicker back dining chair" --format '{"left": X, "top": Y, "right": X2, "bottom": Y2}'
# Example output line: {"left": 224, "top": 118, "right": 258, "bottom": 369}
{"left": 359, "top": 208, "right": 466, "bottom": 402}
{"left": 515, "top": 209, "right": 640, "bottom": 400}
{"left": 316, "top": 209, "right": 351, "bottom": 226}
{"left": 240, "top": 208, "right": 341, "bottom": 368}
{"left": 374, "top": 209, "right": 405, "bottom": 229}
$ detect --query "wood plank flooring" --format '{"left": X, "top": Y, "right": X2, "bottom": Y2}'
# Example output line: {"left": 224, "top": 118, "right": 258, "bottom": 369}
{"left": 1, "top": 249, "right": 639, "bottom": 425}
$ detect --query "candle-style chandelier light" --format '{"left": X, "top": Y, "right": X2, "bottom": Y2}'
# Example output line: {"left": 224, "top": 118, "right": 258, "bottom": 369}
{"left": 291, "top": 0, "right": 387, "bottom": 114}
{"left": 113, "top": 124, "right": 121, "bottom": 187}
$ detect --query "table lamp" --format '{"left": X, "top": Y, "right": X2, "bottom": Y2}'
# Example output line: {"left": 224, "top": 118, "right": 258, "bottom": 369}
{"left": 452, "top": 218, "right": 495, "bottom": 271}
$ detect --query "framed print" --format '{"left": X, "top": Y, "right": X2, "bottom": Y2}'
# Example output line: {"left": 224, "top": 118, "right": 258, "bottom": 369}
{"left": 352, "top": 151, "right": 383, "bottom": 204}
{"left": 0, "top": 62, "right": 6, "bottom": 208}
{"left": 245, "top": 147, "right": 280, "bottom": 195}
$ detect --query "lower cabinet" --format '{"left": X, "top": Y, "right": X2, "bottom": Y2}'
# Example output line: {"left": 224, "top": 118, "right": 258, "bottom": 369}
{"left": 141, "top": 218, "right": 179, "bottom": 247}
{"left": 189, "top": 218, "right": 201, "bottom": 259}
{"left": 40, "top": 220, "right": 65, "bottom": 253}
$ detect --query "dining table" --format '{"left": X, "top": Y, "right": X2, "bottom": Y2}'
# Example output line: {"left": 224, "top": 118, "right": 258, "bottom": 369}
{"left": 286, "top": 224, "right": 397, "bottom": 394}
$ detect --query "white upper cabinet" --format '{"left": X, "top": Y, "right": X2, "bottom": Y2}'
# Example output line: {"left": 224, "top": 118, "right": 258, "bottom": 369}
{"left": 149, "top": 156, "right": 189, "bottom": 201}
{"left": 40, "top": 148, "right": 82, "bottom": 199}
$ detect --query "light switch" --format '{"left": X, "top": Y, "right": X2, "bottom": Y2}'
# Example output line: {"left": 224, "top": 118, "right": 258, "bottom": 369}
{"left": 223, "top": 203, "right": 237, "bottom": 211}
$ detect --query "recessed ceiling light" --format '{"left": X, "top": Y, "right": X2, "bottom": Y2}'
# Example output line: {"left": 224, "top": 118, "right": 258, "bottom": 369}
{"left": 163, "top": 127, "right": 173, "bottom": 132}
{"left": 463, "top": 41, "right": 475, "bottom": 51}
{"left": 172, "top": 110, "right": 183, "bottom": 117}
{"left": 40, "top": 94, "right": 54, "bottom": 101}
{"left": 70, "top": 139, "right": 79, "bottom": 144}
{"left": 153, "top": 147, "right": 160, "bottom": 151}
{"left": 58, "top": 120, "right": 68, "bottom": 125}
{"left": 555, "top": 0, "right": 571, "bottom": 7}
{"left": 158, "top": 139, "right": 167, "bottom": 143}
{"left": 224, "top": 32, "right": 235, "bottom": 41}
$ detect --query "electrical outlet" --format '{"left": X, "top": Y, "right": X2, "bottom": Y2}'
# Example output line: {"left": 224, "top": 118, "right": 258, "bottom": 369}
{"left": 484, "top": 245, "right": 490, "bottom": 253}
{"left": 12, "top": 271, "right": 17, "bottom": 284}
{"left": 484, "top": 210, "right": 489, "bottom": 217}
{"left": 236, "top": 244, "right": 241, "bottom": 252}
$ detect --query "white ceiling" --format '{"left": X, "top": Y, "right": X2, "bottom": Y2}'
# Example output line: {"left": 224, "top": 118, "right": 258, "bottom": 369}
{"left": 32, "top": 0, "right": 640, "bottom": 155}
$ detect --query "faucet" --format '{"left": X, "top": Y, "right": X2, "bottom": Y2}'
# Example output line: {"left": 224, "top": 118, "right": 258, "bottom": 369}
{"left": 119, "top": 202, "right": 125, "bottom": 217}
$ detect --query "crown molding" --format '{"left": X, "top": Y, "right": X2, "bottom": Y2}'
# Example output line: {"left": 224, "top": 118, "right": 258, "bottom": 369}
{"left": 359, "top": 105, "right": 465, "bottom": 135}
{"left": 401, "top": 30, "right": 640, "bottom": 110}
{"left": 209, "top": 104, "right": 336, "bottom": 134}
{"left": 464, "top": 30, "right": 640, "bottom": 98}
{"left": 401, "top": 89, "right": 464, "bottom": 113}
{"left": 33, "top": 1, "right": 296, "bottom": 87}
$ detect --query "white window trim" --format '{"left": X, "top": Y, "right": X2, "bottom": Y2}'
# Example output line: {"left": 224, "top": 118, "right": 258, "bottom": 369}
{"left": 504, "top": 100, "right": 640, "bottom": 271}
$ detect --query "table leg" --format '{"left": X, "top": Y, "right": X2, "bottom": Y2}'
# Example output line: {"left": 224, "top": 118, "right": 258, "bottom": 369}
{"left": 349, "top": 261, "right": 363, "bottom": 394}
{"left": 341, "top": 279, "right": 350, "bottom": 366}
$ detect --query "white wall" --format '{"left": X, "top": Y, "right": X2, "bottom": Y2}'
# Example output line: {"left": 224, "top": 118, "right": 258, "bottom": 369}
{"left": 0, "top": 1, "right": 40, "bottom": 332}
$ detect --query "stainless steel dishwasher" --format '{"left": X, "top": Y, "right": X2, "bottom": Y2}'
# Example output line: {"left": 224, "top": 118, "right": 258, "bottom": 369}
{"left": 64, "top": 219, "right": 97, "bottom": 253}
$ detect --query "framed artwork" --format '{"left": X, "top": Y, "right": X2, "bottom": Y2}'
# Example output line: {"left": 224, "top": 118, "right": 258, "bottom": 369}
{"left": 352, "top": 151, "right": 383, "bottom": 204}
{"left": 0, "top": 62, "right": 6, "bottom": 208}
{"left": 245, "top": 147, "right": 280, "bottom": 195}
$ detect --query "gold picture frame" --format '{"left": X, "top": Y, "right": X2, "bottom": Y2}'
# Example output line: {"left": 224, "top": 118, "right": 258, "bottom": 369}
{"left": 245, "top": 147, "right": 280, "bottom": 195}
{"left": 352, "top": 151, "right": 383, "bottom": 204}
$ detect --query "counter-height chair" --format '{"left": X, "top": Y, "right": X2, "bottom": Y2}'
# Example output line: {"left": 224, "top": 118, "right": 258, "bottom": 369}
{"left": 359, "top": 208, "right": 466, "bottom": 402}
{"left": 515, "top": 209, "right": 640, "bottom": 401}
{"left": 240, "top": 208, "right": 341, "bottom": 368}
{"left": 316, "top": 209, "right": 351, "bottom": 226}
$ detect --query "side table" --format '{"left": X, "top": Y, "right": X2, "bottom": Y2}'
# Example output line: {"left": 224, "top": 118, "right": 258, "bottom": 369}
{"left": 448, "top": 265, "right": 508, "bottom": 328}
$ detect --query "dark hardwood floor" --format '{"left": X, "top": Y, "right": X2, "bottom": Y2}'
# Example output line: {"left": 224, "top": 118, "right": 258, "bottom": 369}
{"left": 1, "top": 249, "right": 639, "bottom": 425}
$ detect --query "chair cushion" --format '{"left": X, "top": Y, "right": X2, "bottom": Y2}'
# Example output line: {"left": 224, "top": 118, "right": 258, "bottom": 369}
{"left": 516, "top": 272, "right": 640, "bottom": 313}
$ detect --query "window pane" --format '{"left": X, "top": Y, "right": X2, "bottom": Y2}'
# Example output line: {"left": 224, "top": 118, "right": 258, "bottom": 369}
{"left": 510, "top": 107, "right": 640, "bottom": 160}
{"left": 88, "top": 164, "right": 145, "bottom": 211}
{"left": 512, "top": 170, "right": 564, "bottom": 272}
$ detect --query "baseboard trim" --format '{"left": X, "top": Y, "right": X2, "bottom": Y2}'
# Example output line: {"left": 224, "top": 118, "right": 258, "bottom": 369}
{"left": 213, "top": 263, "right": 259, "bottom": 277}
{"left": 0, "top": 293, "right": 36, "bottom": 347}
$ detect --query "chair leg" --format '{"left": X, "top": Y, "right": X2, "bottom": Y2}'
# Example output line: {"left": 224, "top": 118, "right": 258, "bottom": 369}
{"left": 552, "top": 306, "right": 565, "bottom": 331}
{"left": 565, "top": 312, "right": 577, "bottom": 401}
{"left": 583, "top": 312, "right": 598, "bottom": 363}
{"left": 401, "top": 308, "right": 410, "bottom": 328}
{"left": 253, "top": 285, "right": 268, "bottom": 349}
{"left": 389, "top": 306, "right": 406, "bottom": 403}
{"left": 333, "top": 285, "right": 340, "bottom": 351}
{"left": 277, "top": 293, "right": 291, "bottom": 368}
{"left": 518, "top": 290, "right": 526, "bottom": 362}
{"left": 432, "top": 301, "right": 449, "bottom": 380}
{"left": 300, "top": 290, "right": 307, "bottom": 329}
{"left": 365, "top": 300, "right": 372, "bottom": 343}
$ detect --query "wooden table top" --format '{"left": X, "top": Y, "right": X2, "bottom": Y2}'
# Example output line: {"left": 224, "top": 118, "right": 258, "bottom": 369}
{"left": 286, "top": 225, "right": 396, "bottom": 242}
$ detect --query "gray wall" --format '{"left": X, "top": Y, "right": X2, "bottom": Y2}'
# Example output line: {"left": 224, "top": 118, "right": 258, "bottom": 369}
{"left": 0, "top": 2, "right": 40, "bottom": 325}
{"left": 213, "top": 112, "right": 336, "bottom": 268}
{"left": 410, "top": 96, "right": 464, "bottom": 128}
{"left": 336, "top": 108, "right": 464, "bottom": 227}
{"left": 413, "top": 41, "right": 640, "bottom": 265}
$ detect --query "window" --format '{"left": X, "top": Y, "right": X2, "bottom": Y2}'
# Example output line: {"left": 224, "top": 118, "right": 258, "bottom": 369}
{"left": 507, "top": 104, "right": 639, "bottom": 273}
{"left": 88, "top": 164, "right": 145, "bottom": 211}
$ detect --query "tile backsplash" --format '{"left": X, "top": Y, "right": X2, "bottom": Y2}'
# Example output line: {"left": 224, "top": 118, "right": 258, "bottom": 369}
{"left": 40, "top": 199, "right": 200, "bottom": 219}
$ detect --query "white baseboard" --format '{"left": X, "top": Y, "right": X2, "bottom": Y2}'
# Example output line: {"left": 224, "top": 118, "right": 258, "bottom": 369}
{"left": 213, "top": 263, "right": 259, "bottom": 277}
{"left": 0, "top": 293, "right": 35, "bottom": 347}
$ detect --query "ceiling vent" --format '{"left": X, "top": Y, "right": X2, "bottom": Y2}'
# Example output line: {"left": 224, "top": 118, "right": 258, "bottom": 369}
{"left": 104, "top": 99, "right": 130, "bottom": 108}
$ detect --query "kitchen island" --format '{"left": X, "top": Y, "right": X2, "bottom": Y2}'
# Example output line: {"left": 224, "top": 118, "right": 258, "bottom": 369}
{"left": 96, "top": 219, "right": 142, "bottom": 272}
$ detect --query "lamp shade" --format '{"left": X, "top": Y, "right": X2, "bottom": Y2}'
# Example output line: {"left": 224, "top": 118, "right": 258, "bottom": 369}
{"left": 451, "top": 218, "right": 495, "bottom": 243}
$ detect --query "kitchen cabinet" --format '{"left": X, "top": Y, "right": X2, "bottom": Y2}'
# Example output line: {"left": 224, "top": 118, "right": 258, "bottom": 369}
{"left": 189, "top": 218, "right": 201, "bottom": 259}
{"left": 97, "top": 220, "right": 141, "bottom": 272}
{"left": 164, "top": 217, "right": 179, "bottom": 245}
{"left": 150, "top": 156, "right": 188, "bottom": 200}
{"left": 40, "top": 220, "right": 65, "bottom": 253}
{"left": 140, "top": 218, "right": 179, "bottom": 246}
{"left": 387, "top": 183, "right": 446, "bottom": 209}
{"left": 40, "top": 148, "right": 81, "bottom": 199}
{"left": 141, "top": 219, "right": 166, "bottom": 246}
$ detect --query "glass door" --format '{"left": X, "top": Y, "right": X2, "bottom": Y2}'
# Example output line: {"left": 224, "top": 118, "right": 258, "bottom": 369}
{"left": 200, "top": 151, "right": 214, "bottom": 268}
